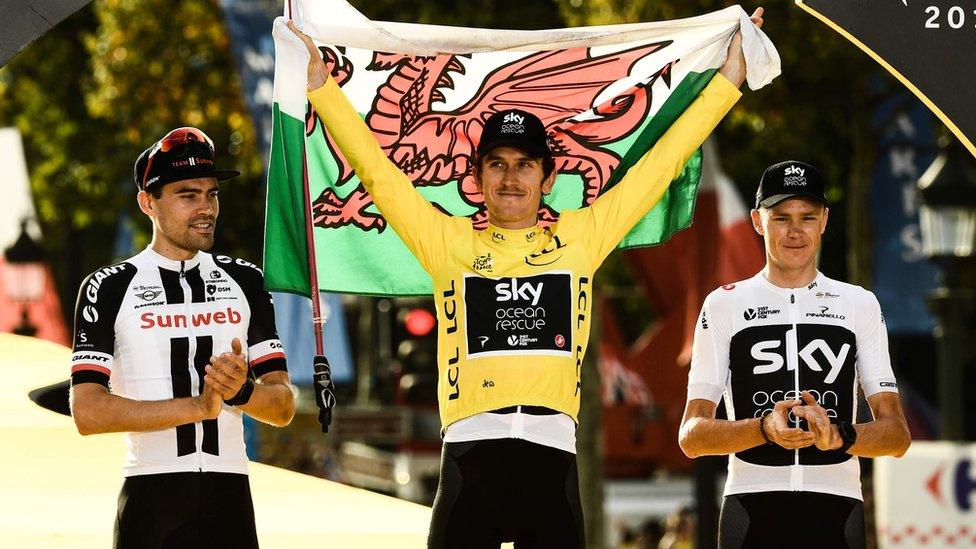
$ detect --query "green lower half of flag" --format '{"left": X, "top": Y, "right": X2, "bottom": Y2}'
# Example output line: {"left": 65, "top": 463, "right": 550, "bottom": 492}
{"left": 265, "top": 69, "right": 714, "bottom": 297}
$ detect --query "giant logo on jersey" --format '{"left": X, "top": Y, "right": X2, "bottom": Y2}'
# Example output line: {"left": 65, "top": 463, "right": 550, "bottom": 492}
{"left": 83, "top": 264, "right": 128, "bottom": 304}
{"left": 464, "top": 272, "right": 572, "bottom": 358}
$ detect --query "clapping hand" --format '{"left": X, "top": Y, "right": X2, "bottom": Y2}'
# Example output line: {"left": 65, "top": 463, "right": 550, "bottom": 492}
{"left": 792, "top": 390, "right": 842, "bottom": 451}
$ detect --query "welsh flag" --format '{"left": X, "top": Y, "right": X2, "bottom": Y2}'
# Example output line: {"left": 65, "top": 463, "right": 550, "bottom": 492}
{"left": 265, "top": 1, "right": 779, "bottom": 296}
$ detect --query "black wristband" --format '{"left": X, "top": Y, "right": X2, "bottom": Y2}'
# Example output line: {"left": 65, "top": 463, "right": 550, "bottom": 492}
{"left": 224, "top": 378, "right": 255, "bottom": 406}
{"left": 759, "top": 410, "right": 773, "bottom": 445}
{"left": 834, "top": 420, "right": 858, "bottom": 454}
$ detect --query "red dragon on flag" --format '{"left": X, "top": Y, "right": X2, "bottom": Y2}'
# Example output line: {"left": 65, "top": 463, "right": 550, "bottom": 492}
{"left": 305, "top": 42, "right": 676, "bottom": 231}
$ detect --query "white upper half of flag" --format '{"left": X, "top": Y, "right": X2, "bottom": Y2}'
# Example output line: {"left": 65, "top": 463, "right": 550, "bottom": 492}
{"left": 273, "top": 1, "right": 780, "bottom": 119}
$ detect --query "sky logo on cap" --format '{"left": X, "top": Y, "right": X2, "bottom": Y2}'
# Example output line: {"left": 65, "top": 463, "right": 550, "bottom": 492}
{"left": 784, "top": 164, "right": 807, "bottom": 186}
{"left": 501, "top": 111, "right": 526, "bottom": 134}
{"left": 784, "top": 165, "right": 805, "bottom": 177}
{"left": 503, "top": 112, "right": 525, "bottom": 125}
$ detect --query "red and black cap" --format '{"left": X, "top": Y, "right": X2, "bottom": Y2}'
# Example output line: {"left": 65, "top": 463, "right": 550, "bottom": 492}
{"left": 477, "top": 109, "right": 552, "bottom": 160}
{"left": 134, "top": 127, "right": 241, "bottom": 191}
{"left": 755, "top": 160, "right": 829, "bottom": 209}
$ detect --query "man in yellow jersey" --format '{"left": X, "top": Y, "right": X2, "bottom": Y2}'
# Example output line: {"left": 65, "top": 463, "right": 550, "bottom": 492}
{"left": 290, "top": 9, "right": 763, "bottom": 547}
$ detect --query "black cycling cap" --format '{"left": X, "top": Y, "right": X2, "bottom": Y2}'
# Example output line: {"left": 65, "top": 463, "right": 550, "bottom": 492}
{"left": 134, "top": 127, "right": 241, "bottom": 192}
{"left": 755, "top": 160, "right": 829, "bottom": 209}
{"left": 477, "top": 109, "right": 552, "bottom": 160}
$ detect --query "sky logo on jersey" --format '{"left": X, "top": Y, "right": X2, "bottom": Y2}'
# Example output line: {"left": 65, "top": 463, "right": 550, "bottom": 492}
{"left": 751, "top": 338, "right": 851, "bottom": 384}
{"left": 495, "top": 278, "right": 543, "bottom": 306}
{"left": 465, "top": 272, "right": 572, "bottom": 358}
{"left": 140, "top": 307, "right": 242, "bottom": 329}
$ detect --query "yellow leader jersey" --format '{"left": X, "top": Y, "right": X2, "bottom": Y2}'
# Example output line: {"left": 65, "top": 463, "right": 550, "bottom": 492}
{"left": 309, "top": 74, "right": 740, "bottom": 429}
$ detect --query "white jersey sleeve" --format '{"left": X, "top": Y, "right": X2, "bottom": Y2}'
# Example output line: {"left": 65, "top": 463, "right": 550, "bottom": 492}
{"left": 688, "top": 289, "right": 733, "bottom": 403}
{"left": 854, "top": 288, "right": 898, "bottom": 397}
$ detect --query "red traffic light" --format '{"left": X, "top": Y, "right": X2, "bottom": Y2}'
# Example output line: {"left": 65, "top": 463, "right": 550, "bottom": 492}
{"left": 404, "top": 308, "right": 436, "bottom": 337}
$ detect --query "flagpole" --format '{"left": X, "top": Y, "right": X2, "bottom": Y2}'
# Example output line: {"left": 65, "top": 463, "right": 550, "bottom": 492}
{"left": 301, "top": 139, "right": 325, "bottom": 356}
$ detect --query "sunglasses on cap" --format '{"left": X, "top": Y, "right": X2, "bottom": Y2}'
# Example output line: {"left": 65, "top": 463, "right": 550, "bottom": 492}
{"left": 141, "top": 127, "right": 215, "bottom": 189}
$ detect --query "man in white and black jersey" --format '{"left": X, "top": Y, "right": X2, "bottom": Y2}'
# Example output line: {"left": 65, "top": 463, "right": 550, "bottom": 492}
{"left": 69, "top": 127, "right": 296, "bottom": 549}
{"left": 679, "top": 160, "right": 911, "bottom": 548}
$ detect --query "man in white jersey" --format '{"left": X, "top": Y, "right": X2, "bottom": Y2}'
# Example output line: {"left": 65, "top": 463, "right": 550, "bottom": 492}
{"left": 679, "top": 160, "right": 911, "bottom": 548}
{"left": 69, "top": 127, "right": 296, "bottom": 548}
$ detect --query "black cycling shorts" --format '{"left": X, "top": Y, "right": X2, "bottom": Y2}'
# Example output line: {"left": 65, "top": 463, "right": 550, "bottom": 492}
{"left": 428, "top": 438, "right": 585, "bottom": 549}
{"left": 114, "top": 472, "right": 258, "bottom": 549}
{"left": 719, "top": 491, "right": 865, "bottom": 549}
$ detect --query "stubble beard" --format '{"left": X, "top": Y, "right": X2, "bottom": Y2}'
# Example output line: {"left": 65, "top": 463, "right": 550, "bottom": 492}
{"left": 164, "top": 224, "right": 215, "bottom": 254}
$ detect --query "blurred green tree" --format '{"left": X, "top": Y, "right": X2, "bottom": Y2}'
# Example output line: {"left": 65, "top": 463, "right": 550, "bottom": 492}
{"left": 351, "top": 0, "right": 564, "bottom": 28}
{"left": 0, "top": 0, "right": 264, "bottom": 318}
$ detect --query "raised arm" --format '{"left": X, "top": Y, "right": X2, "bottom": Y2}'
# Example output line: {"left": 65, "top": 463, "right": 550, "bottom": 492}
{"left": 582, "top": 9, "right": 762, "bottom": 265}
{"left": 288, "top": 21, "right": 455, "bottom": 272}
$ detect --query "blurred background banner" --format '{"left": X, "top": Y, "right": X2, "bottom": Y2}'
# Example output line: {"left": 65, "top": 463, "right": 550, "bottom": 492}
{"left": 0, "top": 0, "right": 93, "bottom": 67}
{"left": 874, "top": 441, "right": 976, "bottom": 548}
{"left": 797, "top": 0, "right": 976, "bottom": 157}
{"left": 220, "top": 0, "right": 353, "bottom": 385}
{"left": 870, "top": 90, "right": 940, "bottom": 334}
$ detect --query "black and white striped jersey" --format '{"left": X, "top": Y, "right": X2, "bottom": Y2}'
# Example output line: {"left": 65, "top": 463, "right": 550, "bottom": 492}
{"left": 688, "top": 272, "right": 898, "bottom": 500}
{"left": 70, "top": 247, "right": 286, "bottom": 477}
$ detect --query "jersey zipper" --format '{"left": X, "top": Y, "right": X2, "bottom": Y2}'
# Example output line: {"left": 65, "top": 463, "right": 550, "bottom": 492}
{"left": 787, "top": 291, "right": 802, "bottom": 491}
{"left": 178, "top": 261, "right": 204, "bottom": 472}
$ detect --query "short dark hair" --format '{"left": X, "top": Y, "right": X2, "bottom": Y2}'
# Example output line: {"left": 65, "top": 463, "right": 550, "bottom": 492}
{"left": 149, "top": 186, "right": 163, "bottom": 199}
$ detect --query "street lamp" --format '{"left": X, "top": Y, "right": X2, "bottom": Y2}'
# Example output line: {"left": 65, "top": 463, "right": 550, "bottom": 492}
{"left": 2, "top": 221, "right": 46, "bottom": 337}
{"left": 917, "top": 138, "right": 976, "bottom": 440}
